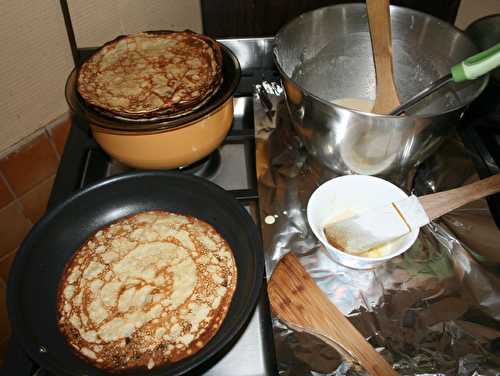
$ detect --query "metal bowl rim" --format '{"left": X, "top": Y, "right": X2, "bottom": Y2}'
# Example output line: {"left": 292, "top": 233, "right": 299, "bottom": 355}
{"left": 273, "top": 3, "right": 489, "bottom": 119}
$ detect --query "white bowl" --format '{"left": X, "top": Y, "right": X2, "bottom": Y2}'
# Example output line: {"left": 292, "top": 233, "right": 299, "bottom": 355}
{"left": 307, "top": 175, "right": 419, "bottom": 269}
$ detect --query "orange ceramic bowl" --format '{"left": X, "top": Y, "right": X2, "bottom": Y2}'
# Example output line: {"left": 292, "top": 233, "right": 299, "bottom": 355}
{"left": 90, "top": 98, "right": 234, "bottom": 169}
{"left": 66, "top": 43, "right": 240, "bottom": 169}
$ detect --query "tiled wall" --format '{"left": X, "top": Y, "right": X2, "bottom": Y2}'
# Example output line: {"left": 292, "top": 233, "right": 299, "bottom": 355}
{"left": 1, "top": 1, "right": 202, "bottom": 152}
{"left": 0, "top": 116, "right": 70, "bottom": 364}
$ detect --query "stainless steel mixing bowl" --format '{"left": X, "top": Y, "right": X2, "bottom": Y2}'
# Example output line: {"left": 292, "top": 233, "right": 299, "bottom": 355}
{"left": 274, "top": 4, "right": 488, "bottom": 179}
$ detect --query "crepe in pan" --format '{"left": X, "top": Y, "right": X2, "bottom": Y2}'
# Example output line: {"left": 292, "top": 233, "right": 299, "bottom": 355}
{"left": 57, "top": 210, "right": 237, "bottom": 371}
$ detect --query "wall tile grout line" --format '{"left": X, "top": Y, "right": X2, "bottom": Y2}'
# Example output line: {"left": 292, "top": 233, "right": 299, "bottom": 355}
{"left": 18, "top": 174, "right": 55, "bottom": 224}
{"left": 13, "top": 199, "right": 33, "bottom": 227}
{"left": 0, "top": 121, "right": 65, "bottom": 280}
{"left": 45, "top": 127, "right": 61, "bottom": 161}
{"left": 18, "top": 174, "right": 55, "bottom": 200}
{"left": 0, "top": 129, "right": 45, "bottom": 161}
{"left": 0, "top": 112, "right": 69, "bottom": 162}
{"left": 0, "top": 171, "right": 33, "bottom": 229}
{"left": 0, "top": 249, "right": 16, "bottom": 266}
{"left": 0, "top": 172, "right": 16, "bottom": 204}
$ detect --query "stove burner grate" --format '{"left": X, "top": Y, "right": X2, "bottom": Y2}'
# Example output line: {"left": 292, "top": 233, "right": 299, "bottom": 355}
{"left": 177, "top": 149, "right": 222, "bottom": 178}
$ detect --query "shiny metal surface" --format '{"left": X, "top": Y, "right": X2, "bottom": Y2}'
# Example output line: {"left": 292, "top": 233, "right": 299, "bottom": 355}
{"left": 204, "top": 288, "right": 274, "bottom": 376}
{"left": 465, "top": 14, "right": 500, "bottom": 82}
{"left": 274, "top": 4, "right": 488, "bottom": 179}
{"left": 220, "top": 37, "right": 275, "bottom": 71}
{"left": 255, "top": 84, "right": 500, "bottom": 375}
{"left": 390, "top": 74, "right": 453, "bottom": 115}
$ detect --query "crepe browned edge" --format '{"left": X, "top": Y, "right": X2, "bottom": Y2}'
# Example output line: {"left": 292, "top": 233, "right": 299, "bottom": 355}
{"left": 56, "top": 210, "right": 237, "bottom": 372}
{"left": 91, "top": 81, "right": 221, "bottom": 123}
{"left": 76, "top": 30, "right": 223, "bottom": 119}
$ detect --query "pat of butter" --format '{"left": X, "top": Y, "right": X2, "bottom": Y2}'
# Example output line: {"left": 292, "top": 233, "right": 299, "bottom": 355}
{"left": 323, "top": 195, "right": 429, "bottom": 255}
{"left": 360, "top": 244, "right": 391, "bottom": 258}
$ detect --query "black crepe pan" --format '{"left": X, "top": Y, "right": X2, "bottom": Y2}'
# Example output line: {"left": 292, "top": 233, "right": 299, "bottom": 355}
{"left": 7, "top": 171, "right": 264, "bottom": 376}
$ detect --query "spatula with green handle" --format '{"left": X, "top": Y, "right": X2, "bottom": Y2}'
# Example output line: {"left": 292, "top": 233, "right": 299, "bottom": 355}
{"left": 390, "top": 42, "right": 500, "bottom": 116}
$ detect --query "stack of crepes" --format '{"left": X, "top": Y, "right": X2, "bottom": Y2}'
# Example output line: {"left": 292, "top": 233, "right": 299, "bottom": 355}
{"left": 76, "top": 30, "right": 223, "bottom": 119}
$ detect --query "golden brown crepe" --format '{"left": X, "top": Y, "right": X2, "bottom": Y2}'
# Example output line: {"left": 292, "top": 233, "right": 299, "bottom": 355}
{"left": 77, "top": 31, "right": 223, "bottom": 118}
{"left": 57, "top": 211, "right": 237, "bottom": 371}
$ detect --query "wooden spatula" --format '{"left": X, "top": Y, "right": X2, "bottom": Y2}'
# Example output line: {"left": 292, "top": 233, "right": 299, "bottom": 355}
{"left": 324, "top": 174, "right": 500, "bottom": 254}
{"left": 366, "top": 0, "right": 400, "bottom": 114}
{"left": 419, "top": 173, "right": 500, "bottom": 220}
{"left": 268, "top": 253, "right": 399, "bottom": 376}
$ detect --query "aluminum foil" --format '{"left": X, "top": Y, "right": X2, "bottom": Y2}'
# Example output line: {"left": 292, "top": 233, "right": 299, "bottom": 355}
{"left": 254, "top": 82, "right": 500, "bottom": 375}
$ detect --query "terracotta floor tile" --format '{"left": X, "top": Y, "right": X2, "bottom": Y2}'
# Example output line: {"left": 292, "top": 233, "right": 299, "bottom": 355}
{"left": 0, "top": 251, "right": 16, "bottom": 285}
{"left": 0, "top": 202, "right": 31, "bottom": 258}
{"left": 50, "top": 117, "right": 71, "bottom": 157}
{"left": 0, "top": 282, "right": 10, "bottom": 340}
{"left": 0, "top": 133, "right": 59, "bottom": 196}
{"left": 20, "top": 175, "right": 55, "bottom": 223}
{"left": 0, "top": 177, "right": 13, "bottom": 210}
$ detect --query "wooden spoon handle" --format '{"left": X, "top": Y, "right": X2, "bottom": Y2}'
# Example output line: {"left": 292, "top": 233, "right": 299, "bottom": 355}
{"left": 366, "top": 0, "right": 400, "bottom": 114}
{"left": 419, "top": 174, "right": 500, "bottom": 220}
{"left": 268, "top": 253, "right": 399, "bottom": 376}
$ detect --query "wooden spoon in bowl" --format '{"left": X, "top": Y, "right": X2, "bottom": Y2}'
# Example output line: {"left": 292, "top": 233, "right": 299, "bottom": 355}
{"left": 366, "top": 0, "right": 401, "bottom": 114}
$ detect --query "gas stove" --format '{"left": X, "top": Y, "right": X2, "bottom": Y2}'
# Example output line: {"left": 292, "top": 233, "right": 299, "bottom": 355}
{"left": 2, "top": 38, "right": 278, "bottom": 376}
{"left": 4, "top": 23, "right": 500, "bottom": 376}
